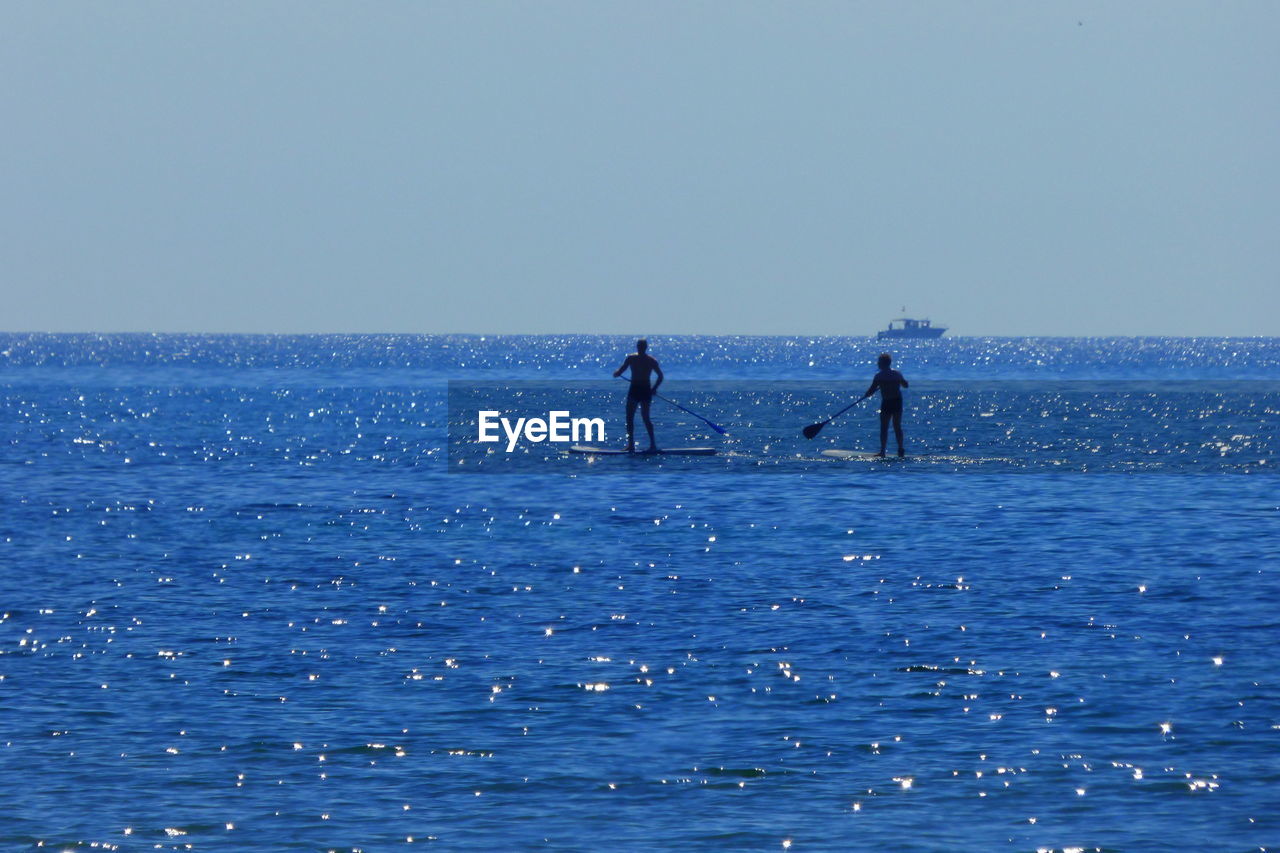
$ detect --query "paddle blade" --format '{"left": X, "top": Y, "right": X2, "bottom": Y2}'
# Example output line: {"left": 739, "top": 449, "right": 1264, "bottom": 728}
{"left": 802, "top": 421, "right": 826, "bottom": 439}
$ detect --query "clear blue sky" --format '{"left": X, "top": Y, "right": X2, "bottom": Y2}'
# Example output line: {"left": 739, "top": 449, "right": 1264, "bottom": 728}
{"left": 2, "top": 1, "right": 1276, "bottom": 336}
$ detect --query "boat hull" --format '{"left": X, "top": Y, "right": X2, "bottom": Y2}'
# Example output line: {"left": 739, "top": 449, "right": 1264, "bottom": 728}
{"left": 877, "top": 327, "right": 946, "bottom": 339}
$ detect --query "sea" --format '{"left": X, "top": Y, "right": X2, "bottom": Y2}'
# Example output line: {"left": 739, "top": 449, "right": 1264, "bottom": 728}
{"left": 1, "top": 333, "right": 1277, "bottom": 852}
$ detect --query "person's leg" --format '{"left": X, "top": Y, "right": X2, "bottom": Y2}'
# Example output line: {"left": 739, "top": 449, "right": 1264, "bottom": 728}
{"left": 893, "top": 409, "right": 904, "bottom": 456}
{"left": 640, "top": 398, "right": 657, "bottom": 450}
{"left": 625, "top": 397, "right": 638, "bottom": 451}
{"left": 877, "top": 409, "right": 889, "bottom": 457}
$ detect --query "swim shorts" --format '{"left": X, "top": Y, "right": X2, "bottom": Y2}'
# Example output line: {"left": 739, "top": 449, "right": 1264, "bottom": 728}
{"left": 628, "top": 384, "right": 653, "bottom": 403}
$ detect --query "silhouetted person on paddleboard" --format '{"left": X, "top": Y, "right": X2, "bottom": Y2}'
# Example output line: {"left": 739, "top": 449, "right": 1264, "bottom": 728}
{"left": 613, "top": 338, "right": 663, "bottom": 453}
{"left": 860, "top": 352, "right": 908, "bottom": 457}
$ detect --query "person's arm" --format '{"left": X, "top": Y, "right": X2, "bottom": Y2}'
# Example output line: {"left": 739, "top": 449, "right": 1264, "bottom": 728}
{"left": 861, "top": 377, "right": 880, "bottom": 400}
{"left": 652, "top": 360, "right": 663, "bottom": 393}
{"left": 613, "top": 355, "right": 633, "bottom": 378}
{"left": 898, "top": 371, "right": 908, "bottom": 389}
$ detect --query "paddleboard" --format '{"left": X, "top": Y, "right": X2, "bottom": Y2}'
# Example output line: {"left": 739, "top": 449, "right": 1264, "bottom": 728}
{"left": 821, "top": 449, "right": 1017, "bottom": 465}
{"left": 568, "top": 445, "right": 717, "bottom": 456}
{"left": 821, "top": 449, "right": 900, "bottom": 460}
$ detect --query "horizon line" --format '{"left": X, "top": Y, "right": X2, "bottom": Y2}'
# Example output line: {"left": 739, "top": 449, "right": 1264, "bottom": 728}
{"left": 2, "top": 330, "right": 1277, "bottom": 340}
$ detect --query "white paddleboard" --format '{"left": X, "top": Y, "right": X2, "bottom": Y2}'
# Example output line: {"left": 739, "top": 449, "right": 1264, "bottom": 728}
{"left": 821, "top": 449, "right": 900, "bottom": 460}
{"left": 568, "top": 445, "right": 717, "bottom": 456}
{"left": 821, "top": 449, "right": 1016, "bottom": 464}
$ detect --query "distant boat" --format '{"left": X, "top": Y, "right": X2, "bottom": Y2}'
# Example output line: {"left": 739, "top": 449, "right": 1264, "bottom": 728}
{"left": 876, "top": 317, "right": 947, "bottom": 339}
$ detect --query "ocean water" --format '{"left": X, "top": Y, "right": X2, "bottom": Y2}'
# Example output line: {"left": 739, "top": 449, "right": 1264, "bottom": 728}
{"left": 1, "top": 334, "right": 1277, "bottom": 852}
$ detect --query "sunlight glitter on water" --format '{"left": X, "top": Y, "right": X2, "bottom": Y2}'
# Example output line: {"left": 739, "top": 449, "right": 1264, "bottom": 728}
{"left": 3, "top": 335, "right": 1279, "bottom": 850}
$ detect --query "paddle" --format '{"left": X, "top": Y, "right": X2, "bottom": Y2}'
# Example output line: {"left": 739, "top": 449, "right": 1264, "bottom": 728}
{"left": 617, "top": 376, "right": 728, "bottom": 436}
{"left": 803, "top": 397, "right": 866, "bottom": 439}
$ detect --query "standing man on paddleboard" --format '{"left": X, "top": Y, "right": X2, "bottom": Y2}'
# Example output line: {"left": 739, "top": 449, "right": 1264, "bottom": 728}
{"left": 613, "top": 338, "right": 663, "bottom": 453}
{"left": 859, "top": 352, "right": 908, "bottom": 457}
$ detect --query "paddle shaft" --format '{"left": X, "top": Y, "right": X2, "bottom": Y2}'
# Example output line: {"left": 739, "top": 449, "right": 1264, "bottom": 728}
{"left": 803, "top": 396, "right": 866, "bottom": 438}
{"left": 824, "top": 398, "right": 863, "bottom": 425}
{"left": 616, "top": 376, "right": 728, "bottom": 436}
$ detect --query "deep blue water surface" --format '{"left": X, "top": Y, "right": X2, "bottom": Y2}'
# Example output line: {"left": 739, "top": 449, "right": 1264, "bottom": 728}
{"left": 1, "top": 335, "right": 1277, "bottom": 851}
